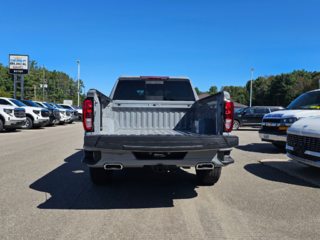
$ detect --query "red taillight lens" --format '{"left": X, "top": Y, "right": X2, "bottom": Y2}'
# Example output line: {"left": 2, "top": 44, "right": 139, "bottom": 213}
{"left": 82, "top": 98, "right": 93, "bottom": 131}
{"left": 225, "top": 100, "right": 234, "bottom": 132}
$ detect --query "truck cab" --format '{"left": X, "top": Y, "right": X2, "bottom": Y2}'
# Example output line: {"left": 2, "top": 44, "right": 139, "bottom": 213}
{"left": 259, "top": 89, "right": 320, "bottom": 149}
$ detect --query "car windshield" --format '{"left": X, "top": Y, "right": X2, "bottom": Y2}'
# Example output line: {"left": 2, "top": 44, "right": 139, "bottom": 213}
{"left": 41, "top": 103, "right": 54, "bottom": 109}
{"left": 286, "top": 91, "right": 320, "bottom": 110}
{"left": 44, "top": 103, "right": 56, "bottom": 108}
{"left": 235, "top": 107, "right": 247, "bottom": 113}
{"left": 25, "top": 100, "right": 42, "bottom": 107}
{"left": 52, "top": 103, "right": 64, "bottom": 109}
{"left": 61, "top": 105, "right": 72, "bottom": 109}
{"left": 10, "top": 99, "right": 27, "bottom": 107}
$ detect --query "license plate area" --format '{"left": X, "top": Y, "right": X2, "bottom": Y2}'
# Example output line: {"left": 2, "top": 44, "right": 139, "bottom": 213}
{"left": 133, "top": 152, "right": 187, "bottom": 160}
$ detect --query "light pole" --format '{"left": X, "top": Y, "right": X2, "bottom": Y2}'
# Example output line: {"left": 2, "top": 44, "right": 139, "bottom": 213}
{"left": 250, "top": 68, "right": 254, "bottom": 107}
{"left": 77, "top": 60, "right": 80, "bottom": 106}
{"left": 43, "top": 64, "right": 45, "bottom": 102}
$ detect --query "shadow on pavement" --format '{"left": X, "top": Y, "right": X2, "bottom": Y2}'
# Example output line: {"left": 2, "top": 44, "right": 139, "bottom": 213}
{"left": 244, "top": 163, "right": 319, "bottom": 188}
{"left": 236, "top": 143, "right": 286, "bottom": 154}
{"left": 0, "top": 129, "right": 23, "bottom": 134}
{"left": 29, "top": 150, "right": 199, "bottom": 210}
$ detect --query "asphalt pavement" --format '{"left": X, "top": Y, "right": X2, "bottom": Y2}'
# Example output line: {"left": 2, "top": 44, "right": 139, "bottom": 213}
{"left": 1, "top": 123, "right": 320, "bottom": 239}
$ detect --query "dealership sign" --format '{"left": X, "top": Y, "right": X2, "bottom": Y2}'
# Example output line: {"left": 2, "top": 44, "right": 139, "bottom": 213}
{"left": 9, "top": 54, "right": 29, "bottom": 74}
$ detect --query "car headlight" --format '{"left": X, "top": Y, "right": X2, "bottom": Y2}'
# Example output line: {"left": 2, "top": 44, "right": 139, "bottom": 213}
{"left": 4, "top": 109, "right": 13, "bottom": 116}
{"left": 33, "top": 110, "right": 40, "bottom": 115}
{"left": 280, "top": 117, "right": 298, "bottom": 123}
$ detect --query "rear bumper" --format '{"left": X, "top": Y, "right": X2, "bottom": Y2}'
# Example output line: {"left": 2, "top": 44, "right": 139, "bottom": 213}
{"left": 82, "top": 135, "right": 238, "bottom": 168}
{"left": 82, "top": 146, "right": 235, "bottom": 168}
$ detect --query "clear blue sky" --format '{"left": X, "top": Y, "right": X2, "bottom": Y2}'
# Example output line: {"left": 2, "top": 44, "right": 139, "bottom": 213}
{"left": 0, "top": 0, "right": 319, "bottom": 95}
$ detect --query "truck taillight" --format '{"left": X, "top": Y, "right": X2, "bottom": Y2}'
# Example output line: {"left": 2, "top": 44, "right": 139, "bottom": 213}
{"left": 83, "top": 98, "right": 93, "bottom": 131}
{"left": 224, "top": 100, "right": 234, "bottom": 132}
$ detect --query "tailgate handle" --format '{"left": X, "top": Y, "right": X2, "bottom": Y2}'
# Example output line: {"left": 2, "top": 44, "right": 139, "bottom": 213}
{"left": 123, "top": 145, "right": 203, "bottom": 150}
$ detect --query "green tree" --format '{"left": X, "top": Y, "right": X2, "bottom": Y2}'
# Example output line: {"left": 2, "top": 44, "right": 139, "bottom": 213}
{"left": 0, "top": 87, "right": 11, "bottom": 97}
{"left": 194, "top": 87, "right": 203, "bottom": 95}
{"left": 208, "top": 86, "right": 218, "bottom": 95}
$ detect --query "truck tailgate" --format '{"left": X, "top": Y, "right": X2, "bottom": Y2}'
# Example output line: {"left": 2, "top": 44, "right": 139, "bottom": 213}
{"left": 84, "top": 134, "right": 238, "bottom": 151}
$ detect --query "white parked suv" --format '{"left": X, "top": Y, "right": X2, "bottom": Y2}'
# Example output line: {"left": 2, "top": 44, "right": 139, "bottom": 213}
{"left": 59, "top": 104, "right": 80, "bottom": 121}
{"left": 286, "top": 116, "right": 320, "bottom": 168}
{"left": 0, "top": 97, "right": 49, "bottom": 129}
{"left": 0, "top": 102, "right": 26, "bottom": 132}
{"left": 259, "top": 89, "right": 320, "bottom": 149}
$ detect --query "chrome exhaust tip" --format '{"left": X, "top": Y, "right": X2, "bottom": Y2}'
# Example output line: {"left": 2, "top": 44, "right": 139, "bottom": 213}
{"left": 103, "top": 164, "right": 123, "bottom": 170}
{"left": 196, "top": 163, "right": 214, "bottom": 170}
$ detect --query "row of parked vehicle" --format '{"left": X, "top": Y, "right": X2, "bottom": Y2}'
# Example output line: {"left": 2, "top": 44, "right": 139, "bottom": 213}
{"left": 231, "top": 89, "right": 320, "bottom": 169}
{"left": 0, "top": 97, "right": 83, "bottom": 132}
{"left": 258, "top": 89, "right": 320, "bottom": 168}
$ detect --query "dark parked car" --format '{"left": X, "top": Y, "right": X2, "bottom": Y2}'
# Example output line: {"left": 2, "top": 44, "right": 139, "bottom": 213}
{"left": 233, "top": 106, "right": 284, "bottom": 130}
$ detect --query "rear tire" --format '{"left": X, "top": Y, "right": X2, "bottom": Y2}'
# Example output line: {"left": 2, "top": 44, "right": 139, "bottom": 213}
{"left": 22, "top": 117, "right": 33, "bottom": 129}
{"left": 89, "top": 167, "right": 113, "bottom": 185}
{"left": 233, "top": 120, "right": 240, "bottom": 130}
{"left": 0, "top": 119, "right": 4, "bottom": 132}
{"left": 272, "top": 142, "right": 286, "bottom": 149}
{"left": 196, "top": 167, "right": 221, "bottom": 185}
{"left": 68, "top": 121, "right": 73, "bottom": 124}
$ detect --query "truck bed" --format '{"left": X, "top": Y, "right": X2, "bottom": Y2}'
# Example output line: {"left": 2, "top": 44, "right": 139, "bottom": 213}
{"left": 84, "top": 88, "right": 238, "bottom": 151}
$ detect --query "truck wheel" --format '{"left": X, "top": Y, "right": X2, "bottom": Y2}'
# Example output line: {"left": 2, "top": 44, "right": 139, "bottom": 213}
{"left": 89, "top": 167, "right": 113, "bottom": 185}
{"left": 196, "top": 167, "right": 221, "bottom": 185}
{"left": 0, "top": 119, "right": 3, "bottom": 132}
{"left": 22, "top": 117, "right": 33, "bottom": 129}
{"left": 272, "top": 142, "right": 286, "bottom": 149}
{"left": 233, "top": 120, "right": 240, "bottom": 130}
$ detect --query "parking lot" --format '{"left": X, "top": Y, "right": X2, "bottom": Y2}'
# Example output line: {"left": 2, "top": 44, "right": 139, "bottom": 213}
{"left": 1, "top": 123, "right": 320, "bottom": 239}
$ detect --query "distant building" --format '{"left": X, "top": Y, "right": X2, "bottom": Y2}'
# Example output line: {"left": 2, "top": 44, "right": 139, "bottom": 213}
{"left": 233, "top": 102, "right": 248, "bottom": 111}
{"left": 197, "top": 93, "right": 210, "bottom": 99}
{"left": 197, "top": 94, "right": 247, "bottom": 111}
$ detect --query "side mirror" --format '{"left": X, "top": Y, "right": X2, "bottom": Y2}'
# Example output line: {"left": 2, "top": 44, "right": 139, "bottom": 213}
{"left": 242, "top": 111, "right": 246, "bottom": 115}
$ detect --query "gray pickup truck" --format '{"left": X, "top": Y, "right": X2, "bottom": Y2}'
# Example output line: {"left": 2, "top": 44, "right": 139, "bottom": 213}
{"left": 82, "top": 76, "right": 238, "bottom": 185}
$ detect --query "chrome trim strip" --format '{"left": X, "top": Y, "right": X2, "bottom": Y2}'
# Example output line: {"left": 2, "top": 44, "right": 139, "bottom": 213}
{"left": 287, "top": 152, "right": 320, "bottom": 168}
{"left": 259, "top": 133, "right": 287, "bottom": 142}
{"left": 305, "top": 150, "right": 320, "bottom": 158}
